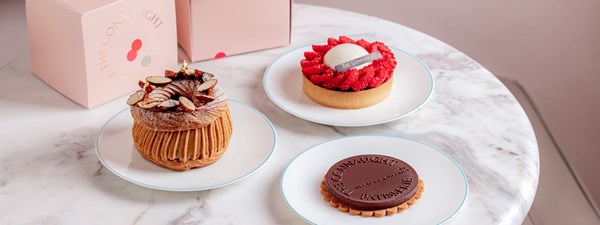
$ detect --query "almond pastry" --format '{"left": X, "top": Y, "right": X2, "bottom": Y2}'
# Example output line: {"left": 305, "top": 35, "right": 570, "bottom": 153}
{"left": 128, "top": 61, "right": 232, "bottom": 171}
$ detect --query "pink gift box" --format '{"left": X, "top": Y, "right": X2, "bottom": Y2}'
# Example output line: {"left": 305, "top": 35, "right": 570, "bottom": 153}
{"left": 26, "top": 0, "right": 178, "bottom": 108}
{"left": 175, "top": 0, "right": 291, "bottom": 61}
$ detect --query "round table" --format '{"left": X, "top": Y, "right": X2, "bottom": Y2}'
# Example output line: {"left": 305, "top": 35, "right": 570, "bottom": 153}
{"left": 0, "top": 4, "right": 538, "bottom": 225}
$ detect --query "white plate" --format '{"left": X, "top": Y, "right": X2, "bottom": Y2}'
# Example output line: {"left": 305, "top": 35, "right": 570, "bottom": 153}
{"left": 281, "top": 135, "right": 467, "bottom": 225}
{"left": 263, "top": 45, "right": 434, "bottom": 127}
{"left": 95, "top": 100, "right": 277, "bottom": 191}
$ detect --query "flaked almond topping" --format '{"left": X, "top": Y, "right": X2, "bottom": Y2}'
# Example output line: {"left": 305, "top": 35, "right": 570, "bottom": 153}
{"left": 127, "top": 90, "right": 145, "bottom": 106}
{"left": 165, "top": 70, "right": 178, "bottom": 79}
{"left": 201, "top": 72, "right": 214, "bottom": 82}
{"left": 196, "top": 79, "right": 218, "bottom": 92}
{"left": 179, "top": 96, "right": 196, "bottom": 112}
{"left": 194, "top": 69, "right": 204, "bottom": 79}
{"left": 195, "top": 94, "right": 215, "bottom": 102}
{"left": 138, "top": 80, "right": 148, "bottom": 88}
{"left": 131, "top": 61, "right": 223, "bottom": 111}
{"left": 145, "top": 84, "right": 155, "bottom": 93}
{"left": 137, "top": 100, "right": 162, "bottom": 109}
{"left": 146, "top": 76, "right": 172, "bottom": 85}
{"left": 207, "top": 88, "right": 215, "bottom": 96}
{"left": 157, "top": 99, "right": 179, "bottom": 110}
{"left": 193, "top": 99, "right": 205, "bottom": 107}
{"left": 185, "top": 68, "right": 196, "bottom": 77}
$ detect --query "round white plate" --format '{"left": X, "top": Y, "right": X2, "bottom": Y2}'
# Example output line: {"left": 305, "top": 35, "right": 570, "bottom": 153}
{"left": 281, "top": 135, "right": 467, "bottom": 225}
{"left": 263, "top": 45, "right": 434, "bottom": 127}
{"left": 95, "top": 100, "right": 277, "bottom": 191}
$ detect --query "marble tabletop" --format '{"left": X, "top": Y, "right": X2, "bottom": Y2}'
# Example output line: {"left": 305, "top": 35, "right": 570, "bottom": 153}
{"left": 0, "top": 4, "right": 538, "bottom": 225}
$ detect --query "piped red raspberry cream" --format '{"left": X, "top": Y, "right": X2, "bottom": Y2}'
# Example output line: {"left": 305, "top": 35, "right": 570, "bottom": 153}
{"left": 300, "top": 36, "right": 397, "bottom": 109}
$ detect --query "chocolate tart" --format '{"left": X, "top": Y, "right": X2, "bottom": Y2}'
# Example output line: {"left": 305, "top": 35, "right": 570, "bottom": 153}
{"left": 321, "top": 154, "right": 424, "bottom": 217}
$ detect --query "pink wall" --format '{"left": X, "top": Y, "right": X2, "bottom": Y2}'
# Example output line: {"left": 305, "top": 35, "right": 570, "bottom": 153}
{"left": 297, "top": 0, "right": 600, "bottom": 208}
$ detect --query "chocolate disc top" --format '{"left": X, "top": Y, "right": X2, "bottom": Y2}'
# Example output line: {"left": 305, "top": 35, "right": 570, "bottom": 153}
{"left": 325, "top": 154, "right": 419, "bottom": 210}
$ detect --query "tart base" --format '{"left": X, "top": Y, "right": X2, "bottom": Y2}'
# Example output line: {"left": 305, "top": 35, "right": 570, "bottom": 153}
{"left": 302, "top": 75, "right": 393, "bottom": 109}
{"left": 320, "top": 177, "right": 424, "bottom": 217}
{"left": 131, "top": 109, "right": 233, "bottom": 171}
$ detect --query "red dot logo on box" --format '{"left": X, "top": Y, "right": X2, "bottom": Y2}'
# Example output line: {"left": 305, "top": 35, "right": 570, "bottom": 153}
{"left": 214, "top": 52, "right": 227, "bottom": 59}
{"left": 127, "top": 39, "right": 142, "bottom": 61}
{"left": 126, "top": 39, "right": 151, "bottom": 67}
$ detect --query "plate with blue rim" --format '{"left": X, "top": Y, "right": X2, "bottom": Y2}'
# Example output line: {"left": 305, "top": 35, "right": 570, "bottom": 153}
{"left": 95, "top": 99, "right": 277, "bottom": 191}
{"left": 263, "top": 44, "right": 434, "bottom": 127}
{"left": 281, "top": 135, "right": 468, "bottom": 224}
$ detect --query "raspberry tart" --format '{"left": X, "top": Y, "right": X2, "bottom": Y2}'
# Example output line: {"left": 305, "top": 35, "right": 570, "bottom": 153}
{"left": 127, "top": 61, "right": 233, "bottom": 171}
{"left": 300, "top": 36, "right": 397, "bottom": 109}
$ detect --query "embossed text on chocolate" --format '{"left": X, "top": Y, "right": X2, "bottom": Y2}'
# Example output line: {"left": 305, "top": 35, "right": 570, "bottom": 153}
{"left": 330, "top": 155, "right": 398, "bottom": 182}
{"left": 353, "top": 167, "right": 410, "bottom": 190}
{"left": 333, "top": 182, "right": 354, "bottom": 196}
{"left": 359, "top": 178, "right": 414, "bottom": 201}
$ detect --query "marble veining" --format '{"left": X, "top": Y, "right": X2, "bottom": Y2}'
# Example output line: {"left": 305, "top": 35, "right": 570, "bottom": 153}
{"left": 0, "top": 4, "right": 537, "bottom": 225}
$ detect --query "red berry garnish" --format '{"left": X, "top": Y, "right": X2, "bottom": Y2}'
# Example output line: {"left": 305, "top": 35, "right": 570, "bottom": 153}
{"left": 300, "top": 59, "right": 319, "bottom": 68}
{"left": 304, "top": 51, "right": 323, "bottom": 60}
{"left": 322, "top": 72, "right": 347, "bottom": 89}
{"left": 323, "top": 67, "right": 336, "bottom": 75}
{"left": 356, "top": 39, "right": 371, "bottom": 51}
{"left": 309, "top": 70, "right": 335, "bottom": 85}
{"left": 367, "top": 44, "right": 378, "bottom": 53}
{"left": 302, "top": 64, "right": 325, "bottom": 76}
{"left": 389, "top": 57, "right": 397, "bottom": 67}
{"left": 381, "top": 57, "right": 397, "bottom": 68}
{"left": 327, "top": 38, "right": 339, "bottom": 46}
{"left": 384, "top": 66, "right": 394, "bottom": 80}
{"left": 369, "top": 67, "right": 388, "bottom": 88}
{"left": 339, "top": 69, "right": 359, "bottom": 91}
{"left": 351, "top": 67, "right": 374, "bottom": 91}
{"left": 372, "top": 41, "right": 391, "bottom": 53}
{"left": 369, "top": 76, "right": 385, "bottom": 88}
{"left": 312, "top": 44, "right": 332, "bottom": 53}
{"left": 314, "top": 55, "right": 324, "bottom": 63}
{"left": 338, "top": 36, "right": 355, "bottom": 44}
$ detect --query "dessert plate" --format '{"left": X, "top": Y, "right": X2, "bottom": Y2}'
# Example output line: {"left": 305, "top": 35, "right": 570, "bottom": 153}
{"left": 281, "top": 135, "right": 467, "bottom": 225}
{"left": 96, "top": 100, "right": 277, "bottom": 191}
{"left": 263, "top": 45, "right": 434, "bottom": 127}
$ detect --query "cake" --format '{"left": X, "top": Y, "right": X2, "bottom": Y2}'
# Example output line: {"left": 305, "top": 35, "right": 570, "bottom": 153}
{"left": 320, "top": 154, "right": 424, "bottom": 217}
{"left": 126, "top": 61, "right": 232, "bottom": 171}
{"left": 300, "top": 36, "right": 397, "bottom": 109}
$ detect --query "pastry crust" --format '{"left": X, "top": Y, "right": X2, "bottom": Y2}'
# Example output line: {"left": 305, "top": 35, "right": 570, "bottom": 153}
{"left": 320, "top": 177, "right": 424, "bottom": 217}
{"left": 302, "top": 75, "right": 393, "bottom": 109}
{"left": 132, "top": 109, "right": 233, "bottom": 171}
